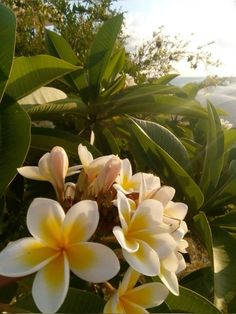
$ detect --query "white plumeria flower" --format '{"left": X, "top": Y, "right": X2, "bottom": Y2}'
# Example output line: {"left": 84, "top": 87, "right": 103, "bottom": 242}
{"left": 78, "top": 144, "right": 121, "bottom": 195}
{"left": 114, "top": 158, "right": 160, "bottom": 195}
{"left": 159, "top": 221, "right": 188, "bottom": 295}
{"left": 17, "top": 146, "right": 80, "bottom": 201}
{"left": 148, "top": 185, "right": 188, "bottom": 224}
{"left": 104, "top": 267, "right": 169, "bottom": 314}
{"left": 0, "top": 198, "right": 120, "bottom": 313}
{"left": 113, "top": 191, "right": 177, "bottom": 276}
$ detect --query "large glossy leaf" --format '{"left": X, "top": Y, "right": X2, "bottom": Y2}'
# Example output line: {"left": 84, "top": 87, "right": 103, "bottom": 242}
{"left": 45, "top": 29, "right": 79, "bottom": 65}
{"left": 25, "top": 98, "right": 88, "bottom": 120}
{"left": 122, "top": 118, "right": 204, "bottom": 212}
{"left": 93, "top": 123, "right": 120, "bottom": 155}
{"left": 101, "top": 48, "right": 125, "bottom": 87}
{"left": 212, "top": 210, "right": 236, "bottom": 233}
{"left": 14, "top": 288, "right": 105, "bottom": 313}
{"left": 134, "top": 118, "right": 190, "bottom": 171}
{"left": 0, "top": 4, "right": 16, "bottom": 102}
{"left": 165, "top": 286, "right": 221, "bottom": 313}
{"left": 212, "top": 226, "right": 236, "bottom": 311}
{"left": 203, "top": 160, "right": 236, "bottom": 210}
{"left": 199, "top": 102, "right": 224, "bottom": 198}
{"left": 0, "top": 103, "right": 31, "bottom": 197}
{"left": 5, "top": 55, "right": 78, "bottom": 101}
{"left": 193, "top": 212, "right": 214, "bottom": 266}
{"left": 103, "top": 92, "right": 207, "bottom": 119}
{"left": 86, "top": 14, "right": 123, "bottom": 100}
{"left": 153, "top": 73, "right": 179, "bottom": 85}
{"left": 30, "top": 127, "right": 99, "bottom": 159}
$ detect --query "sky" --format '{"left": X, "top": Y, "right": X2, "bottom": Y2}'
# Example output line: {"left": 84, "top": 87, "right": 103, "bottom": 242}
{"left": 113, "top": 0, "right": 236, "bottom": 77}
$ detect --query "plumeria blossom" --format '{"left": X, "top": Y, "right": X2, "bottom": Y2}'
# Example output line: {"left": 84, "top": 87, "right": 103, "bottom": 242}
{"left": 78, "top": 144, "right": 121, "bottom": 196}
{"left": 113, "top": 191, "right": 177, "bottom": 276}
{"left": 17, "top": 146, "right": 80, "bottom": 201}
{"left": 159, "top": 221, "right": 188, "bottom": 295}
{"left": 104, "top": 267, "right": 169, "bottom": 314}
{"left": 0, "top": 198, "right": 120, "bottom": 313}
{"left": 114, "top": 158, "right": 160, "bottom": 195}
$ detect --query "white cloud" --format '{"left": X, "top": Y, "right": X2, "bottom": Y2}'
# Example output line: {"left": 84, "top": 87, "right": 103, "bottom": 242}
{"left": 115, "top": 0, "right": 236, "bottom": 76}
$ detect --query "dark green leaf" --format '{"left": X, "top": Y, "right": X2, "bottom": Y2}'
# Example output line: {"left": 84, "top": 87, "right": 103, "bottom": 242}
{"left": 0, "top": 103, "right": 30, "bottom": 197}
{"left": 86, "top": 14, "right": 123, "bottom": 100}
{"left": 153, "top": 73, "right": 179, "bottom": 85}
{"left": 193, "top": 212, "right": 214, "bottom": 266}
{"left": 134, "top": 118, "right": 190, "bottom": 171}
{"left": 14, "top": 288, "right": 105, "bottom": 313}
{"left": 199, "top": 103, "right": 224, "bottom": 198}
{"left": 212, "top": 227, "right": 236, "bottom": 311}
{"left": 0, "top": 4, "right": 16, "bottom": 102}
{"left": 123, "top": 118, "right": 204, "bottom": 212}
{"left": 5, "top": 55, "right": 78, "bottom": 101}
{"left": 165, "top": 286, "right": 221, "bottom": 313}
{"left": 45, "top": 29, "right": 79, "bottom": 65}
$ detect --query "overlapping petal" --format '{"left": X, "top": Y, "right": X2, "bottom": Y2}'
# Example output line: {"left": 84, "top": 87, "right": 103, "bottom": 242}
{"left": 67, "top": 242, "right": 120, "bottom": 282}
{"left": 32, "top": 252, "right": 70, "bottom": 313}
{"left": 0, "top": 238, "right": 58, "bottom": 277}
{"left": 113, "top": 226, "right": 139, "bottom": 253}
{"left": 27, "top": 198, "right": 65, "bottom": 248}
{"left": 63, "top": 200, "right": 99, "bottom": 243}
{"left": 123, "top": 240, "right": 160, "bottom": 276}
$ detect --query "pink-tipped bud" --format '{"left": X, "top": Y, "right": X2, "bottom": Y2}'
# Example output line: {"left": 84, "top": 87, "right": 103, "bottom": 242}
{"left": 90, "top": 156, "right": 122, "bottom": 195}
{"left": 48, "top": 146, "right": 69, "bottom": 197}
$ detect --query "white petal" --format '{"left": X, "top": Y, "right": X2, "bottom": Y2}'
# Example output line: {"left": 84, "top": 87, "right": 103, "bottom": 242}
{"left": 120, "top": 159, "right": 133, "bottom": 182}
{"left": 68, "top": 242, "right": 120, "bottom": 282}
{"left": 38, "top": 152, "right": 51, "bottom": 181}
{"left": 159, "top": 268, "right": 179, "bottom": 295}
{"left": 165, "top": 201, "right": 188, "bottom": 220}
{"left": 78, "top": 144, "right": 94, "bottom": 167}
{"left": 48, "top": 146, "right": 68, "bottom": 191}
{"left": 0, "top": 238, "right": 58, "bottom": 277}
{"left": 120, "top": 298, "right": 149, "bottom": 314}
{"left": 119, "top": 267, "right": 140, "bottom": 295}
{"left": 113, "top": 226, "right": 139, "bottom": 253}
{"left": 123, "top": 240, "right": 160, "bottom": 276}
{"left": 125, "top": 282, "right": 169, "bottom": 308}
{"left": 153, "top": 186, "right": 175, "bottom": 207}
{"left": 104, "top": 291, "right": 124, "bottom": 313}
{"left": 27, "top": 198, "right": 65, "bottom": 247}
{"left": 130, "top": 199, "right": 163, "bottom": 232}
{"left": 116, "top": 191, "right": 132, "bottom": 230}
{"left": 161, "top": 252, "right": 179, "bottom": 272}
{"left": 154, "top": 233, "right": 178, "bottom": 259}
{"left": 176, "top": 252, "right": 186, "bottom": 273}
{"left": 63, "top": 200, "right": 99, "bottom": 243}
{"left": 32, "top": 252, "right": 70, "bottom": 313}
{"left": 67, "top": 165, "right": 82, "bottom": 176}
{"left": 17, "top": 166, "right": 46, "bottom": 181}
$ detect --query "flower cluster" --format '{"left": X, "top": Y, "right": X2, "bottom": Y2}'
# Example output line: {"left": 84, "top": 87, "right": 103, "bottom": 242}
{"left": 0, "top": 145, "right": 189, "bottom": 313}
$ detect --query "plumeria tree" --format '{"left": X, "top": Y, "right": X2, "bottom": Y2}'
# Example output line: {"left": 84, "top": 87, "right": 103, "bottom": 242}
{"left": 0, "top": 3, "right": 236, "bottom": 314}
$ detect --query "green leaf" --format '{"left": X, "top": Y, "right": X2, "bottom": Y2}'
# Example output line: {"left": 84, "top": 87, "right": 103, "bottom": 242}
{"left": 212, "top": 210, "right": 236, "bottom": 233}
{"left": 182, "top": 82, "right": 201, "bottom": 98}
{"left": 25, "top": 98, "right": 88, "bottom": 120}
{"left": 101, "top": 48, "right": 126, "bottom": 87}
{"left": 134, "top": 118, "right": 191, "bottom": 171}
{"left": 86, "top": 14, "right": 123, "bottom": 100}
{"left": 199, "top": 102, "right": 224, "bottom": 198}
{"left": 104, "top": 92, "right": 207, "bottom": 119}
{"left": 14, "top": 288, "right": 105, "bottom": 313}
{"left": 93, "top": 124, "right": 120, "bottom": 155}
{"left": 45, "top": 29, "right": 83, "bottom": 93}
{"left": 153, "top": 73, "right": 179, "bottom": 85}
{"left": 45, "top": 29, "right": 79, "bottom": 65}
{"left": 212, "top": 227, "right": 236, "bottom": 311}
{"left": 5, "top": 55, "right": 78, "bottom": 101}
{"left": 0, "top": 4, "right": 16, "bottom": 102}
{"left": 0, "top": 103, "right": 31, "bottom": 197}
{"left": 123, "top": 118, "right": 204, "bottom": 212}
{"left": 165, "top": 286, "right": 221, "bottom": 313}
{"left": 30, "top": 127, "right": 99, "bottom": 159}
{"left": 193, "top": 212, "right": 214, "bottom": 266}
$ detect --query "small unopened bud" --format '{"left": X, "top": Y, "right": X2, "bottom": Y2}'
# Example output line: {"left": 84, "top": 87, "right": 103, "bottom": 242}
{"left": 90, "top": 156, "right": 122, "bottom": 195}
